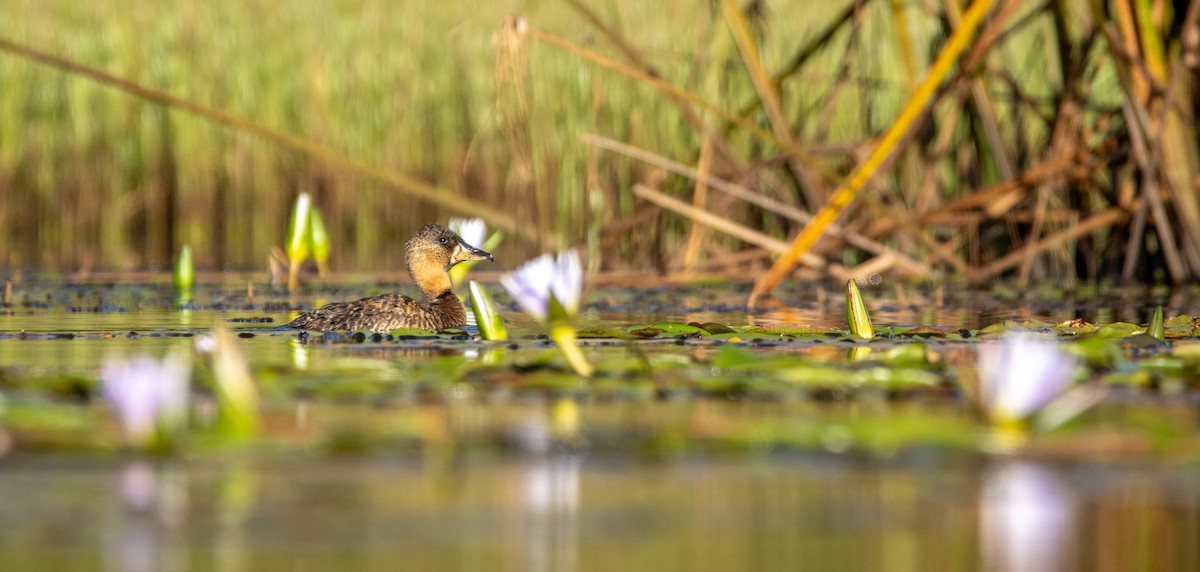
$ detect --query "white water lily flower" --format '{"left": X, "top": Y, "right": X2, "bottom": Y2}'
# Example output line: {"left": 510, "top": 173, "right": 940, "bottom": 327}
{"left": 448, "top": 218, "right": 487, "bottom": 251}
{"left": 101, "top": 352, "right": 190, "bottom": 446}
{"left": 978, "top": 336, "right": 1076, "bottom": 422}
{"left": 501, "top": 250, "right": 583, "bottom": 324}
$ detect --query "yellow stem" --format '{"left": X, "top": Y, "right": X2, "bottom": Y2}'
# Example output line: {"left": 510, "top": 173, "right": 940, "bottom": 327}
{"left": 551, "top": 325, "right": 594, "bottom": 378}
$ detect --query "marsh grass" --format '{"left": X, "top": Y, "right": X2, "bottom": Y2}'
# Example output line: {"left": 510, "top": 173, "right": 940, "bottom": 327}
{"left": 1, "top": 0, "right": 1196, "bottom": 290}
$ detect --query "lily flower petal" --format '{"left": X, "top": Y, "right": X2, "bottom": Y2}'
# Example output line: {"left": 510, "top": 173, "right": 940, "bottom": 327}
{"left": 978, "top": 336, "right": 1075, "bottom": 422}
{"left": 549, "top": 250, "right": 583, "bottom": 316}
{"left": 101, "top": 352, "right": 190, "bottom": 446}
{"left": 501, "top": 253, "right": 557, "bottom": 323}
{"left": 448, "top": 218, "right": 487, "bottom": 251}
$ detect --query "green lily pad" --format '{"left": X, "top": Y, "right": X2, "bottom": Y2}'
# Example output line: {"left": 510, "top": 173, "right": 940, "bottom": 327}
{"left": 978, "top": 320, "right": 1031, "bottom": 336}
{"left": 880, "top": 344, "right": 932, "bottom": 366}
{"left": 690, "top": 322, "right": 738, "bottom": 334}
{"left": 743, "top": 324, "right": 844, "bottom": 336}
{"left": 893, "top": 326, "right": 950, "bottom": 338}
{"left": 387, "top": 327, "right": 439, "bottom": 337}
{"left": 1092, "top": 322, "right": 1142, "bottom": 339}
{"left": 710, "top": 345, "right": 759, "bottom": 368}
{"left": 626, "top": 323, "right": 706, "bottom": 338}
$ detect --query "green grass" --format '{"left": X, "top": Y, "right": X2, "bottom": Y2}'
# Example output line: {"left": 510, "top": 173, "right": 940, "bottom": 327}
{"left": 0, "top": 0, "right": 1171, "bottom": 284}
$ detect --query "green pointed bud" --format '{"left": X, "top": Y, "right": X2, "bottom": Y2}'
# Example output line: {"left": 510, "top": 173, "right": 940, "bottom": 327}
{"left": 309, "top": 206, "right": 332, "bottom": 278}
{"left": 286, "top": 193, "right": 312, "bottom": 264}
{"left": 173, "top": 245, "right": 194, "bottom": 290}
{"left": 286, "top": 193, "right": 312, "bottom": 291}
{"left": 1148, "top": 306, "right": 1164, "bottom": 341}
{"left": 200, "top": 326, "right": 260, "bottom": 440}
{"left": 468, "top": 280, "right": 508, "bottom": 341}
{"left": 846, "top": 279, "right": 874, "bottom": 340}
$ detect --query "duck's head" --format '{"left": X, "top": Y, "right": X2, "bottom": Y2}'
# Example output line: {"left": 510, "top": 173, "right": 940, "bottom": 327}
{"left": 406, "top": 224, "right": 493, "bottom": 295}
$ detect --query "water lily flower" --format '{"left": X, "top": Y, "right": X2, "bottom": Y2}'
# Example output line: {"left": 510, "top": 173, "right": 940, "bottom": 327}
{"left": 501, "top": 251, "right": 582, "bottom": 325}
{"left": 978, "top": 336, "right": 1076, "bottom": 424}
{"left": 501, "top": 250, "right": 592, "bottom": 377}
{"left": 449, "top": 217, "right": 504, "bottom": 287}
{"left": 449, "top": 217, "right": 486, "bottom": 250}
{"left": 101, "top": 351, "right": 191, "bottom": 448}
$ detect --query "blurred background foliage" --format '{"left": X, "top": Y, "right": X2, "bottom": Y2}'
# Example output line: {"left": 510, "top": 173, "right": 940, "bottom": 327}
{"left": 0, "top": 0, "right": 1197, "bottom": 287}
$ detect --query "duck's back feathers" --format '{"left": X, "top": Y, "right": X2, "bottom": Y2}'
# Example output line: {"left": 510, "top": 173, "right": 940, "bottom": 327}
{"left": 287, "top": 292, "right": 467, "bottom": 332}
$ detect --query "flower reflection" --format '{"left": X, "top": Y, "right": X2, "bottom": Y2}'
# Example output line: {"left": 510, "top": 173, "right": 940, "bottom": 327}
{"left": 519, "top": 456, "right": 580, "bottom": 572}
{"left": 980, "top": 461, "right": 1075, "bottom": 572}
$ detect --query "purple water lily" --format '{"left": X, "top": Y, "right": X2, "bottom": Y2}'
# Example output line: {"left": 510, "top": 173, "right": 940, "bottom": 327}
{"left": 500, "top": 250, "right": 592, "bottom": 376}
{"left": 100, "top": 352, "right": 190, "bottom": 447}
{"left": 978, "top": 336, "right": 1076, "bottom": 422}
{"left": 500, "top": 250, "right": 582, "bottom": 324}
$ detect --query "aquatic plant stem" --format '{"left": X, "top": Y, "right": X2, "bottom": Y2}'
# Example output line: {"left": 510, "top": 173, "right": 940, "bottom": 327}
{"left": 551, "top": 325, "right": 593, "bottom": 378}
{"left": 748, "top": 0, "right": 998, "bottom": 307}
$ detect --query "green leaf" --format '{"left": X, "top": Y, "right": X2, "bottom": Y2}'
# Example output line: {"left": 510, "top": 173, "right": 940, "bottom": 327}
{"left": 710, "top": 345, "right": 758, "bottom": 368}
{"left": 386, "top": 327, "right": 439, "bottom": 337}
{"left": 173, "top": 245, "right": 194, "bottom": 290}
{"left": 309, "top": 207, "right": 331, "bottom": 265}
{"left": 286, "top": 193, "right": 312, "bottom": 264}
{"left": 692, "top": 322, "right": 737, "bottom": 334}
{"left": 468, "top": 281, "right": 508, "bottom": 341}
{"left": 1147, "top": 306, "right": 1164, "bottom": 341}
{"left": 1093, "top": 322, "right": 1141, "bottom": 338}
{"left": 846, "top": 280, "right": 874, "bottom": 340}
{"left": 625, "top": 323, "right": 705, "bottom": 337}
{"left": 743, "top": 324, "right": 843, "bottom": 336}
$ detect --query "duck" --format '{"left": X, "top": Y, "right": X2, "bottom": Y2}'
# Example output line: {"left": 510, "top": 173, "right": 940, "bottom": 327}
{"left": 287, "top": 223, "right": 493, "bottom": 332}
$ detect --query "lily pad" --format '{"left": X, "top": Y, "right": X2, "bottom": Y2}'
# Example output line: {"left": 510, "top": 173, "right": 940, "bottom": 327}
{"left": 1092, "top": 322, "right": 1142, "bottom": 339}
{"left": 387, "top": 327, "right": 439, "bottom": 338}
{"left": 744, "top": 324, "right": 844, "bottom": 337}
{"left": 626, "top": 323, "right": 706, "bottom": 338}
{"left": 690, "top": 322, "right": 738, "bottom": 334}
{"left": 893, "top": 326, "right": 950, "bottom": 338}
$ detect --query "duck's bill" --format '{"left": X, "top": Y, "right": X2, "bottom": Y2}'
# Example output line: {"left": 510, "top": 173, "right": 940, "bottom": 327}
{"left": 450, "top": 238, "right": 494, "bottom": 266}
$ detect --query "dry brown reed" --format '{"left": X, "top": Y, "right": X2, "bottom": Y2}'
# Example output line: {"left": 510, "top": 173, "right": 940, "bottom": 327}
{"left": 1, "top": 0, "right": 1198, "bottom": 296}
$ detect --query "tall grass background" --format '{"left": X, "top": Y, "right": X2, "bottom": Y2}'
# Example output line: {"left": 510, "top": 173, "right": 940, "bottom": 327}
{"left": 1, "top": 0, "right": 1196, "bottom": 287}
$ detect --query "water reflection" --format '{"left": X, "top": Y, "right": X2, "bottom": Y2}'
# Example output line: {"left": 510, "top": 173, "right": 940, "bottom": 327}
{"left": 980, "top": 461, "right": 1075, "bottom": 572}
{"left": 516, "top": 456, "right": 580, "bottom": 572}
{"left": 0, "top": 455, "right": 1194, "bottom": 569}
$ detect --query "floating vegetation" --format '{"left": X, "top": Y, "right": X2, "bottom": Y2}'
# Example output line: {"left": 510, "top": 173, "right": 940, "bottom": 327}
{"left": 0, "top": 282, "right": 1199, "bottom": 462}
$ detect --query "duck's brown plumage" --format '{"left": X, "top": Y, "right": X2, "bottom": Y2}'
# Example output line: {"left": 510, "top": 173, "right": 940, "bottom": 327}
{"left": 287, "top": 224, "right": 492, "bottom": 333}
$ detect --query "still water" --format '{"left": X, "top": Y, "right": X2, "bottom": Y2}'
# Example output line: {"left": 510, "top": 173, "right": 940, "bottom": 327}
{"left": 1, "top": 280, "right": 1199, "bottom": 570}
{"left": 1, "top": 454, "right": 1197, "bottom": 571}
